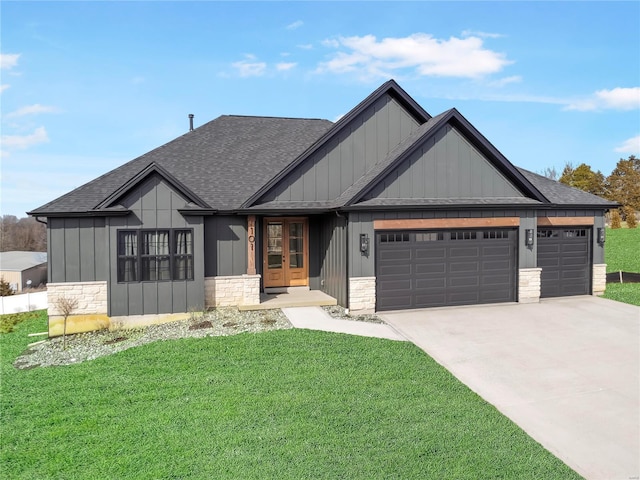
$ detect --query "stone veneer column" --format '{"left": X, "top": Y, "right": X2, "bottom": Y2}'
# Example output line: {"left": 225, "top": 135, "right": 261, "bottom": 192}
{"left": 518, "top": 268, "right": 541, "bottom": 303}
{"left": 204, "top": 275, "right": 261, "bottom": 308}
{"left": 592, "top": 264, "right": 607, "bottom": 296}
{"left": 349, "top": 277, "right": 376, "bottom": 311}
{"left": 242, "top": 274, "right": 261, "bottom": 306}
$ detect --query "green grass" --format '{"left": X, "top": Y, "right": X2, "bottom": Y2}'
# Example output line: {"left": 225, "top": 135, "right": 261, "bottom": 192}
{"left": 605, "top": 227, "right": 640, "bottom": 273}
{"left": 604, "top": 228, "right": 640, "bottom": 305}
{"left": 1, "top": 312, "right": 580, "bottom": 479}
{"left": 603, "top": 283, "right": 640, "bottom": 306}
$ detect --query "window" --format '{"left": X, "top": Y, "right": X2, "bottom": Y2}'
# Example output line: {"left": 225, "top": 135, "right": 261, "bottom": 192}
{"left": 483, "top": 230, "right": 509, "bottom": 239}
{"left": 379, "top": 233, "right": 410, "bottom": 243}
{"left": 451, "top": 231, "right": 477, "bottom": 240}
{"left": 416, "top": 232, "right": 444, "bottom": 242}
{"left": 118, "top": 229, "right": 194, "bottom": 282}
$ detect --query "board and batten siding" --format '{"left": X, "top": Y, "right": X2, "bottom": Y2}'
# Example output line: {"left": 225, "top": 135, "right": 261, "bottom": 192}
{"left": 318, "top": 214, "right": 348, "bottom": 307}
{"left": 364, "top": 125, "right": 525, "bottom": 200}
{"left": 259, "top": 94, "right": 420, "bottom": 203}
{"left": 107, "top": 174, "right": 204, "bottom": 316}
{"left": 48, "top": 217, "right": 108, "bottom": 283}
{"left": 204, "top": 216, "right": 247, "bottom": 277}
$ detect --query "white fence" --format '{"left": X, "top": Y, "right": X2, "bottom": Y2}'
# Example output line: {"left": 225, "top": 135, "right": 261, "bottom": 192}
{"left": 0, "top": 291, "right": 48, "bottom": 315}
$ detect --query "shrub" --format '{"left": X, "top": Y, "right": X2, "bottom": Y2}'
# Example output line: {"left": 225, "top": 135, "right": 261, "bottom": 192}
{"left": 610, "top": 209, "right": 622, "bottom": 229}
{"left": 623, "top": 206, "right": 637, "bottom": 228}
{"left": 0, "top": 278, "right": 15, "bottom": 297}
{"left": 0, "top": 311, "right": 39, "bottom": 334}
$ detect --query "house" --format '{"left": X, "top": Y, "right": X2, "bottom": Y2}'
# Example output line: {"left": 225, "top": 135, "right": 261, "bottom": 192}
{"left": 0, "top": 251, "right": 47, "bottom": 293}
{"left": 28, "top": 80, "right": 616, "bottom": 335}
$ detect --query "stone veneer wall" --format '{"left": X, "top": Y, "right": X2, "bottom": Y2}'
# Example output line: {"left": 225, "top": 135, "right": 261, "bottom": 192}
{"left": 518, "top": 268, "right": 541, "bottom": 303}
{"left": 349, "top": 276, "right": 376, "bottom": 311}
{"left": 47, "top": 281, "right": 108, "bottom": 315}
{"left": 47, "top": 281, "right": 110, "bottom": 336}
{"left": 592, "top": 264, "right": 606, "bottom": 296}
{"left": 204, "top": 275, "right": 261, "bottom": 308}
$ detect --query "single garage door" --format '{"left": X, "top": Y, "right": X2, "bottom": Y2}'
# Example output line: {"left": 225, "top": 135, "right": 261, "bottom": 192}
{"left": 376, "top": 229, "right": 517, "bottom": 311}
{"left": 537, "top": 228, "right": 590, "bottom": 297}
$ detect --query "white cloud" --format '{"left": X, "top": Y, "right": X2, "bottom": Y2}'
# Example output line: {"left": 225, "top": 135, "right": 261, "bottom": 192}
{"left": 232, "top": 55, "right": 267, "bottom": 77}
{"left": 461, "top": 30, "right": 505, "bottom": 39}
{"left": 0, "top": 84, "right": 9, "bottom": 93}
{"left": 614, "top": 135, "right": 640, "bottom": 153}
{"left": 286, "top": 20, "right": 303, "bottom": 30}
{"left": 487, "top": 75, "right": 522, "bottom": 88}
{"left": 276, "top": 62, "right": 297, "bottom": 71}
{"left": 297, "top": 44, "right": 313, "bottom": 50}
{"left": 1, "top": 127, "right": 49, "bottom": 153}
{"left": 565, "top": 87, "right": 640, "bottom": 111}
{"left": 317, "top": 33, "right": 512, "bottom": 80}
{"left": 6, "top": 104, "right": 59, "bottom": 118}
{"left": 0, "top": 53, "right": 20, "bottom": 69}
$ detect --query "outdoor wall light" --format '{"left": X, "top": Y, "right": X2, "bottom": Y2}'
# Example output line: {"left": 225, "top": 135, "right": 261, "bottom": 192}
{"left": 525, "top": 229, "right": 534, "bottom": 247}
{"left": 360, "top": 233, "right": 370, "bottom": 256}
{"left": 597, "top": 227, "right": 605, "bottom": 245}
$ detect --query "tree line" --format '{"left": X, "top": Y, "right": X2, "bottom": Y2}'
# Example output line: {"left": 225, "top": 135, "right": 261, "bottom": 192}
{"left": 0, "top": 216, "right": 47, "bottom": 252}
{"left": 543, "top": 155, "right": 639, "bottom": 228}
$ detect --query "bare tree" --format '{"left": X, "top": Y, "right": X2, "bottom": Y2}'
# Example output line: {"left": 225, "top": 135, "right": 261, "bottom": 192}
{"left": 0, "top": 216, "right": 46, "bottom": 252}
{"left": 55, "top": 296, "right": 78, "bottom": 350}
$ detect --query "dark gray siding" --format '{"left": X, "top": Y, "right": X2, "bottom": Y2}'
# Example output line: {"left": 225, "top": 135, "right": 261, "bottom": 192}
{"left": 108, "top": 174, "right": 204, "bottom": 316}
{"left": 48, "top": 217, "right": 107, "bottom": 283}
{"left": 259, "top": 94, "right": 420, "bottom": 203}
{"left": 349, "top": 210, "right": 538, "bottom": 277}
{"left": 365, "top": 125, "right": 524, "bottom": 200}
{"left": 318, "top": 214, "right": 348, "bottom": 306}
{"left": 204, "top": 216, "right": 247, "bottom": 277}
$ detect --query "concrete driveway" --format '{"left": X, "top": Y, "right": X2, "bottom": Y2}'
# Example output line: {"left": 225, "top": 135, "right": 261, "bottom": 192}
{"left": 380, "top": 296, "right": 639, "bottom": 480}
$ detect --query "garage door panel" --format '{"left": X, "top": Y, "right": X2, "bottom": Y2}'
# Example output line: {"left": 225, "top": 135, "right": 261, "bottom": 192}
{"left": 482, "top": 273, "right": 512, "bottom": 285}
{"left": 538, "top": 228, "right": 590, "bottom": 298}
{"left": 450, "top": 247, "right": 480, "bottom": 258}
{"left": 483, "top": 259, "right": 511, "bottom": 270}
{"left": 450, "top": 261, "right": 479, "bottom": 273}
{"left": 415, "top": 263, "right": 447, "bottom": 275}
{"left": 377, "top": 266, "right": 413, "bottom": 278}
{"left": 483, "top": 245, "right": 512, "bottom": 256}
{"left": 415, "top": 278, "right": 447, "bottom": 289}
{"left": 415, "top": 248, "right": 447, "bottom": 259}
{"left": 379, "top": 249, "right": 412, "bottom": 261}
{"left": 448, "top": 291, "right": 481, "bottom": 304}
{"left": 449, "top": 276, "right": 479, "bottom": 287}
{"left": 376, "top": 229, "right": 516, "bottom": 311}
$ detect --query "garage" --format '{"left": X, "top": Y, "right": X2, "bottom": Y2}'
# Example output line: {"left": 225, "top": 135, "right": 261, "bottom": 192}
{"left": 537, "top": 228, "right": 591, "bottom": 297}
{"left": 376, "top": 229, "right": 517, "bottom": 311}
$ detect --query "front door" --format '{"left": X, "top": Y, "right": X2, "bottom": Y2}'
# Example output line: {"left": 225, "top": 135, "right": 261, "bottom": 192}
{"left": 263, "top": 217, "right": 309, "bottom": 288}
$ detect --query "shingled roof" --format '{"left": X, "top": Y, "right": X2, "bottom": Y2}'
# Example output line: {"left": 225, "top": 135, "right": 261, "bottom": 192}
{"left": 517, "top": 168, "right": 618, "bottom": 206}
{"left": 29, "top": 115, "right": 333, "bottom": 215}
{"left": 29, "top": 84, "right": 616, "bottom": 216}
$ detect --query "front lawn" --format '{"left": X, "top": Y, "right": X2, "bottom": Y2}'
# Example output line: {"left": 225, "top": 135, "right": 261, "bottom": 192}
{"left": 605, "top": 227, "right": 640, "bottom": 273}
{"left": 604, "top": 227, "right": 640, "bottom": 306}
{"left": 1, "top": 312, "right": 580, "bottom": 479}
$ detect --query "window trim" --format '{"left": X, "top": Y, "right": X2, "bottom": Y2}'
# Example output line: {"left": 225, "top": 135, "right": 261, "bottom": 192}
{"left": 117, "top": 229, "right": 194, "bottom": 283}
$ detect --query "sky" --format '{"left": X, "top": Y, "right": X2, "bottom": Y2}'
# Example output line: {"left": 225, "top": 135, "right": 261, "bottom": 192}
{"left": 1, "top": 1, "right": 639, "bottom": 217}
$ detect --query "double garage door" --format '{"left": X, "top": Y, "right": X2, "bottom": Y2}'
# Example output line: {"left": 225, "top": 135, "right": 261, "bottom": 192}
{"left": 376, "top": 226, "right": 591, "bottom": 311}
{"left": 376, "top": 229, "right": 517, "bottom": 311}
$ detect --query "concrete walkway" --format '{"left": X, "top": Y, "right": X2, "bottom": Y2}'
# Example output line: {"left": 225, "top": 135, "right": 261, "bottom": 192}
{"left": 381, "top": 297, "right": 640, "bottom": 480}
{"left": 282, "top": 306, "right": 405, "bottom": 341}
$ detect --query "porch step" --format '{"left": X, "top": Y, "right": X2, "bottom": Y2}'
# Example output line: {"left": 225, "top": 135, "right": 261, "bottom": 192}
{"left": 238, "top": 290, "right": 337, "bottom": 311}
